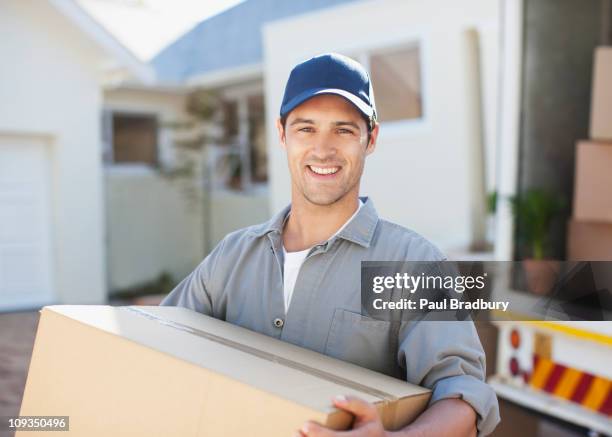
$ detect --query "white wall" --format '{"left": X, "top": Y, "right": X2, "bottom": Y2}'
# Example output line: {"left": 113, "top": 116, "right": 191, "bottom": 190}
{"left": 263, "top": 0, "right": 500, "bottom": 253}
{"left": 104, "top": 173, "right": 270, "bottom": 291}
{"left": 104, "top": 167, "right": 205, "bottom": 290}
{"left": 0, "top": 0, "right": 108, "bottom": 304}
{"left": 210, "top": 189, "right": 271, "bottom": 246}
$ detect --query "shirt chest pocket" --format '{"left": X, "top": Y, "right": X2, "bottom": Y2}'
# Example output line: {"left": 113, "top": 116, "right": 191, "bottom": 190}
{"left": 324, "top": 308, "right": 402, "bottom": 378}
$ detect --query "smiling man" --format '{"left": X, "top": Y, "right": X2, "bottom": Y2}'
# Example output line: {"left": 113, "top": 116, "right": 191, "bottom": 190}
{"left": 160, "top": 53, "right": 499, "bottom": 436}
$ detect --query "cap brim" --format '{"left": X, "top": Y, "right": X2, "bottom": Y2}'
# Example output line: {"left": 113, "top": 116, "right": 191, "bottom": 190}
{"left": 280, "top": 88, "right": 374, "bottom": 119}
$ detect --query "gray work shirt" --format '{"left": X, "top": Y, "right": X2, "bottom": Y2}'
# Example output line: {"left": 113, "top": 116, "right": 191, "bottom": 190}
{"left": 160, "top": 197, "right": 500, "bottom": 435}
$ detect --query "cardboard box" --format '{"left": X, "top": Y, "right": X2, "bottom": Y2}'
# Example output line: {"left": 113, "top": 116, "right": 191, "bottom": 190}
{"left": 590, "top": 47, "right": 612, "bottom": 140}
{"left": 18, "top": 306, "right": 430, "bottom": 436}
{"left": 567, "top": 220, "right": 612, "bottom": 261}
{"left": 572, "top": 141, "right": 612, "bottom": 222}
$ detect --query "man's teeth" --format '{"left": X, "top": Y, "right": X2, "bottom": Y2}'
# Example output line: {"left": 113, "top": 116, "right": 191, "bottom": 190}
{"left": 309, "top": 166, "right": 339, "bottom": 175}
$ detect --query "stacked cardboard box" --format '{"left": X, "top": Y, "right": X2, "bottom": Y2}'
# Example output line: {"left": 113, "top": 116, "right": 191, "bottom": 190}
{"left": 18, "top": 305, "right": 430, "bottom": 436}
{"left": 567, "top": 47, "right": 612, "bottom": 260}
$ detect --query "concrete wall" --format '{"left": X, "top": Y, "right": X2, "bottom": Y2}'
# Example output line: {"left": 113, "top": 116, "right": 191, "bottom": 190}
{"left": 105, "top": 170, "right": 270, "bottom": 291}
{"left": 0, "top": 0, "right": 107, "bottom": 304}
{"left": 263, "top": 0, "right": 500, "bottom": 253}
{"left": 210, "top": 189, "right": 271, "bottom": 246}
{"left": 105, "top": 167, "right": 205, "bottom": 291}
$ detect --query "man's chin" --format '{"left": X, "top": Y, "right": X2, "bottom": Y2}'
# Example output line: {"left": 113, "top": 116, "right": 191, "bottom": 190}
{"left": 302, "top": 192, "right": 346, "bottom": 206}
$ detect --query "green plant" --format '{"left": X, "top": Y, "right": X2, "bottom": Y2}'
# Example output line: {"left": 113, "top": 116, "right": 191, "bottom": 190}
{"left": 510, "top": 189, "right": 565, "bottom": 259}
{"left": 486, "top": 191, "right": 498, "bottom": 215}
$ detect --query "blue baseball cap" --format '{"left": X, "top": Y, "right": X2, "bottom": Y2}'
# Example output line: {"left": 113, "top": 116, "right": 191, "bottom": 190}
{"left": 279, "top": 53, "right": 377, "bottom": 125}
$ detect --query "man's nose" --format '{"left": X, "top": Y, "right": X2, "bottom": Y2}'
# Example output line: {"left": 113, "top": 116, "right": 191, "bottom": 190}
{"left": 310, "top": 132, "right": 337, "bottom": 160}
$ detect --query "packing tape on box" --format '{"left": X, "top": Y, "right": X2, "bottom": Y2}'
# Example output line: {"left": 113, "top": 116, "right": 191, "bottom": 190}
{"left": 123, "top": 306, "right": 398, "bottom": 403}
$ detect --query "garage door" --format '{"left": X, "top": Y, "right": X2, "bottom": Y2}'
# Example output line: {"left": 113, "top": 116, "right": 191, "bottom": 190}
{"left": 0, "top": 136, "right": 54, "bottom": 311}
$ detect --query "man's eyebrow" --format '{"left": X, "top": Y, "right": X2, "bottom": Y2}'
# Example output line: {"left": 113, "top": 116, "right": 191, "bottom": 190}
{"left": 289, "top": 118, "right": 315, "bottom": 126}
{"left": 333, "top": 121, "right": 361, "bottom": 130}
{"left": 288, "top": 118, "right": 362, "bottom": 130}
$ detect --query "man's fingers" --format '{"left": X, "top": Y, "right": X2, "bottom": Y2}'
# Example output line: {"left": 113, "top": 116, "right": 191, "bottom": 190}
{"left": 332, "top": 395, "right": 379, "bottom": 422}
{"left": 300, "top": 420, "right": 337, "bottom": 437}
{"left": 298, "top": 397, "right": 382, "bottom": 437}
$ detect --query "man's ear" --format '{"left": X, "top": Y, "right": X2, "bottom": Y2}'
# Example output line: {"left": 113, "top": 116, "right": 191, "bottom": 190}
{"left": 276, "top": 117, "right": 287, "bottom": 150}
{"left": 365, "top": 122, "right": 380, "bottom": 156}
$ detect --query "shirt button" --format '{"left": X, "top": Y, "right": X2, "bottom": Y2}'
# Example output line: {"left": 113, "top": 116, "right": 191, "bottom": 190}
{"left": 273, "top": 318, "right": 284, "bottom": 328}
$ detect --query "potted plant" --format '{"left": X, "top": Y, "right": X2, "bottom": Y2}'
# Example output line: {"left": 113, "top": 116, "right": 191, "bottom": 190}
{"left": 510, "top": 189, "right": 565, "bottom": 294}
{"left": 486, "top": 191, "right": 497, "bottom": 247}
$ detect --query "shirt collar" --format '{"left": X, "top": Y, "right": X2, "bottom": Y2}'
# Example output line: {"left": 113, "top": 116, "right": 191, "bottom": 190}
{"left": 335, "top": 197, "right": 378, "bottom": 247}
{"left": 250, "top": 196, "right": 379, "bottom": 248}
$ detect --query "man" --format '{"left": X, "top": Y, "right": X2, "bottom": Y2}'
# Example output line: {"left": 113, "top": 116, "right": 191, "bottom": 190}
{"left": 161, "top": 53, "right": 500, "bottom": 436}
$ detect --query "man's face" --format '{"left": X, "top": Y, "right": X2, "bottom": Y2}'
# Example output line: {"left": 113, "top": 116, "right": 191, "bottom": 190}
{"left": 277, "top": 94, "right": 378, "bottom": 206}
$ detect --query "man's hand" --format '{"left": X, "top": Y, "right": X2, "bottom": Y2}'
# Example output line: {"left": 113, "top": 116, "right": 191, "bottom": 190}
{"left": 295, "top": 395, "right": 388, "bottom": 437}
{"left": 294, "top": 396, "right": 477, "bottom": 437}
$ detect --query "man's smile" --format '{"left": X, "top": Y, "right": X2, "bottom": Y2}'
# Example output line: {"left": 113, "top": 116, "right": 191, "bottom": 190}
{"left": 306, "top": 165, "right": 341, "bottom": 178}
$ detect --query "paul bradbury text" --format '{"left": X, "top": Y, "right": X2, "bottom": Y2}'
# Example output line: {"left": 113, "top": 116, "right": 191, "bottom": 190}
{"left": 371, "top": 297, "right": 509, "bottom": 312}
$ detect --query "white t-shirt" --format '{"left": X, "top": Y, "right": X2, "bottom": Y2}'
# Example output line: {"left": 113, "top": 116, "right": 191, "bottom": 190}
{"left": 282, "top": 200, "right": 364, "bottom": 313}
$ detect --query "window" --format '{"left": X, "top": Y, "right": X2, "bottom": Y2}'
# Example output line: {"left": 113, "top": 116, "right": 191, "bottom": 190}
{"left": 211, "top": 94, "right": 268, "bottom": 190}
{"left": 221, "top": 100, "right": 239, "bottom": 143}
{"left": 111, "top": 113, "right": 158, "bottom": 165}
{"left": 248, "top": 94, "right": 268, "bottom": 183}
{"left": 367, "top": 45, "right": 423, "bottom": 123}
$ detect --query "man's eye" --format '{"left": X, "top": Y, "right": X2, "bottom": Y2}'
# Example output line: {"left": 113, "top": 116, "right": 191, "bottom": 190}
{"left": 298, "top": 127, "right": 314, "bottom": 133}
{"left": 337, "top": 128, "right": 354, "bottom": 135}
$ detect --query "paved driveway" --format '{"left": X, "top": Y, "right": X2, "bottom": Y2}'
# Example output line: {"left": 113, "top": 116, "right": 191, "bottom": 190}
{"left": 0, "top": 311, "right": 39, "bottom": 437}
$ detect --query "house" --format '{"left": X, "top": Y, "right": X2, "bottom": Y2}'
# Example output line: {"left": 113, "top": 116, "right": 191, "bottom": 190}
{"left": 1, "top": 0, "right": 502, "bottom": 310}
{"left": 0, "top": 0, "right": 153, "bottom": 310}
{"left": 0, "top": 0, "right": 369, "bottom": 309}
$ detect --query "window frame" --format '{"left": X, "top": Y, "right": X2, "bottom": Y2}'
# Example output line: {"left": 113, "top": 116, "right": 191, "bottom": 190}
{"left": 215, "top": 87, "right": 268, "bottom": 191}
{"left": 103, "top": 109, "right": 161, "bottom": 169}
{"left": 346, "top": 36, "right": 431, "bottom": 137}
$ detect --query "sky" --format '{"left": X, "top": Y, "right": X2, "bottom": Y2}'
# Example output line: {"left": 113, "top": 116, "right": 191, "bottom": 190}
{"left": 77, "top": 0, "right": 245, "bottom": 61}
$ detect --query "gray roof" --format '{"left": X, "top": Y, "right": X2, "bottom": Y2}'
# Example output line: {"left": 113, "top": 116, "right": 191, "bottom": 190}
{"left": 151, "top": 0, "right": 358, "bottom": 83}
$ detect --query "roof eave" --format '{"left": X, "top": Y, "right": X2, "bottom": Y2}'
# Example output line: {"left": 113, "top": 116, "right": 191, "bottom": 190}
{"left": 49, "top": 0, "right": 156, "bottom": 85}
{"left": 185, "top": 62, "right": 263, "bottom": 89}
